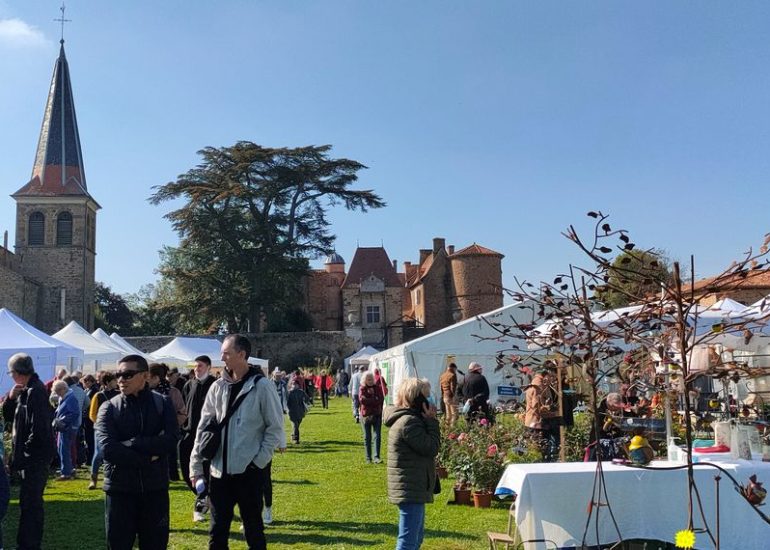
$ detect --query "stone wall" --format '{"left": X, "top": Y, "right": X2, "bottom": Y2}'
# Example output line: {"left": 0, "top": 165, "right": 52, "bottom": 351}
{"left": 124, "top": 331, "right": 358, "bottom": 371}
{"left": 0, "top": 247, "right": 41, "bottom": 324}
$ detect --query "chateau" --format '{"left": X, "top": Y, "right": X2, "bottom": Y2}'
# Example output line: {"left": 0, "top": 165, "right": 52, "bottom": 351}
{"left": 304, "top": 238, "right": 504, "bottom": 349}
{"left": 0, "top": 42, "right": 98, "bottom": 333}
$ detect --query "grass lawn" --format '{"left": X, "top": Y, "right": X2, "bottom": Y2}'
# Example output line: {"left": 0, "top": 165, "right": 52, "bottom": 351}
{"left": 3, "top": 396, "right": 510, "bottom": 549}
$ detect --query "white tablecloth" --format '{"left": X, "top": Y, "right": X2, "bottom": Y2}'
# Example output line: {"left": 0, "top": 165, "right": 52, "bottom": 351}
{"left": 496, "top": 457, "right": 770, "bottom": 549}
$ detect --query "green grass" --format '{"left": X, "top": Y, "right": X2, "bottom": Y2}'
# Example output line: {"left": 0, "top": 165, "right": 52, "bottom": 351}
{"left": 4, "top": 397, "right": 509, "bottom": 549}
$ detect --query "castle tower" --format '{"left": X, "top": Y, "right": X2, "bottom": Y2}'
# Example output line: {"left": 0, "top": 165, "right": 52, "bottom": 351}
{"left": 12, "top": 41, "right": 99, "bottom": 333}
{"left": 449, "top": 243, "right": 503, "bottom": 321}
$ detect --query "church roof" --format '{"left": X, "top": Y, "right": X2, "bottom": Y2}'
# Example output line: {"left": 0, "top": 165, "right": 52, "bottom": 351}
{"left": 324, "top": 252, "right": 345, "bottom": 265}
{"left": 450, "top": 243, "right": 504, "bottom": 258}
{"left": 13, "top": 42, "right": 95, "bottom": 202}
{"left": 341, "top": 247, "right": 403, "bottom": 288}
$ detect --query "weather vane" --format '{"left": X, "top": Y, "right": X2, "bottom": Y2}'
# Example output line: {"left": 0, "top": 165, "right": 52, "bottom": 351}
{"left": 54, "top": 2, "right": 71, "bottom": 44}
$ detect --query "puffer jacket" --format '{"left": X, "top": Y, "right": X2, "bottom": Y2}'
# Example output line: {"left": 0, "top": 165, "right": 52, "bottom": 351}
{"left": 2, "top": 373, "right": 54, "bottom": 470}
{"left": 190, "top": 366, "right": 285, "bottom": 479}
{"left": 96, "top": 386, "right": 178, "bottom": 494}
{"left": 383, "top": 406, "right": 440, "bottom": 505}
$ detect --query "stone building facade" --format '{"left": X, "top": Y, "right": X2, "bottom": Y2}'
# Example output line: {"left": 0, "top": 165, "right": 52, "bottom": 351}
{"left": 0, "top": 42, "right": 98, "bottom": 333}
{"left": 303, "top": 238, "right": 504, "bottom": 349}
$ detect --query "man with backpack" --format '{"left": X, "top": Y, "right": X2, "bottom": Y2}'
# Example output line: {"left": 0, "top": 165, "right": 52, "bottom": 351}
{"left": 190, "top": 335, "right": 285, "bottom": 550}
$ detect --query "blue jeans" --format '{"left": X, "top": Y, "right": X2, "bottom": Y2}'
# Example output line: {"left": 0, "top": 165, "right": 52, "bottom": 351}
{"left": 58, "top": 429, "right": 77, "bottom": 476}
{"left": 362, "top": 416, "right": 381, "bottom": 460}
{"left": 396, "top": 502, "right": 425, "bottom": 550}
{"left": 91, "top": 438, "right": 103, "bottom": 478}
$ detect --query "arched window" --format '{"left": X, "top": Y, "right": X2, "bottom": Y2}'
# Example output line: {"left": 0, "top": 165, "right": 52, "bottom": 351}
{"left": 28, "top": 212, "right": 45, "bottom": 246}
{"left": 56, "top": 212, "right": 73, "bottom": 246}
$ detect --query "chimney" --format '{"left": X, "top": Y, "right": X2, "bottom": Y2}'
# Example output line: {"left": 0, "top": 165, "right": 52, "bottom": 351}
{"left": 419, "top": 249, "right": 431, "bottom": 265}
{"left": 392, "top": 259, "right": 397, "bottom": 271}
{"left": 3, "top": 230, "right": 7, "bottom": 250}
{"left": 432, "top": 237, "right": 445, "bottom": 254}
{"left": 404, "top": 261, "right": 411, "bottom": 270}
{"left": 447, "top": 245, "right": 455, "bottom": 255}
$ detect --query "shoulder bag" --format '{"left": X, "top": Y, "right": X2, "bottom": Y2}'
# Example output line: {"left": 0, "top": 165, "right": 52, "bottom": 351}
{"left": 198, "top": 375, "right": 261, "bottom": 460}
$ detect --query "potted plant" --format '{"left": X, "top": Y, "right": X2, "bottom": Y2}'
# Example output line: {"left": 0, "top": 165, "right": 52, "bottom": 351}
{"left": 468, "top": 441, "right": 506, "bottom": 508}
{"left": 449, "top": 432, "right": 473, "bottom": 505}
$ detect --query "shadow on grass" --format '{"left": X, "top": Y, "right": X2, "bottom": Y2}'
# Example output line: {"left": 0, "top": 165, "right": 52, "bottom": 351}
{"left": 4, "top": 490, "right": 106, "bottom": 550}
{"left": 175, "top": 526, "right": 382, "bottom": 546}
{"left": 295, "top": 439, "right": 361, "bottom": 448}
{"left": 279, "top": 519, "right": 474, "bottom": 540}
{"left": 273, "top": 479, "right": 318, "bottom": 485}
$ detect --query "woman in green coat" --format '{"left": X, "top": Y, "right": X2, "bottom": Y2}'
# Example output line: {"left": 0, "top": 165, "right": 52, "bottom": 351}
{"left": 383, "top": 378, "right": 440, "bottom": 550}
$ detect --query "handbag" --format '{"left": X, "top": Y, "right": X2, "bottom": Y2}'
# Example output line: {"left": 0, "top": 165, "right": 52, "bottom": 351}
{"left": 433, "top": 473, "right": 441, "bottom": 494}
{"left": 198, "top": 379, "right": 258, "bottom": 460}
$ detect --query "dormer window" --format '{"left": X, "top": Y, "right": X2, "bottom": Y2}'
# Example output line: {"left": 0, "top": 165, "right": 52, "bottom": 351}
{"left": 28, "top": 212, "right": 45, "bottom": 245}
{"left": 56, "top": 212, "right": 73, "bottom": 246}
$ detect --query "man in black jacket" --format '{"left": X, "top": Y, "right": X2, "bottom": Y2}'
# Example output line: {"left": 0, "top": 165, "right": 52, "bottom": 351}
{"left": 180, "top": 354, "right": 216, "bottom": 522}
{"left": 462, "top": 362, "right": 492, "bottom": 424}
{"left": 2, "top": 353, "right": 54, "bottom": 550}
{"left": 96, "top": 354, "right": 178, "bottom": 550}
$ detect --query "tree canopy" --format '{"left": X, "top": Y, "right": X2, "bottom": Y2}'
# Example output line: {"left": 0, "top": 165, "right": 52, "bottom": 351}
{"left": 149, "top": 142, "right": 385, "bottom": 332}
{"left": 594, "top": 249, "right": 673, "bottom": 308}
{"left": 94, "top": 282, "right": 135, "bottom": 335}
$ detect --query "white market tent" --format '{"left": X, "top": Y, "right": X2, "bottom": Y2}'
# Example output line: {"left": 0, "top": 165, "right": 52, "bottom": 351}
{"left": 91, "top": 329, "right": 150, "bottom": 360}
{"left": 0, "top": 308, "right": 84, "bottom": 394}
{"left": 53, "top": 321, "right": 123, "bottom": 372}
{"left": 149, "top": 336, "right": 269, "bottom": 369}
{"left": 109, "top": 332, "right": 151, "bottom": 358}
{"left": 368, "top": 301, "right": 539, "bottom": 404}
{"left": 345, "top": 345, "right": 380, "bottom": 371}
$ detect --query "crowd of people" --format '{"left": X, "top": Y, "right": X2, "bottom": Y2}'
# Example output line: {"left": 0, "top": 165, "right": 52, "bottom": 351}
{"left": 0, "top": 341, "right": 498, "bottom": 550}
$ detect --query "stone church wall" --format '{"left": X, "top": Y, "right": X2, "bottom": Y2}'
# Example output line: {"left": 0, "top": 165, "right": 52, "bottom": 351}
{"left": 0, "top": 249, "right": 41, "bottom": 324}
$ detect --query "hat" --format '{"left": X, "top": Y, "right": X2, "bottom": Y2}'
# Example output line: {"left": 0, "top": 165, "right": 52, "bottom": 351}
{"left": 468, "top": 362, "right": 482, "bottom": 372}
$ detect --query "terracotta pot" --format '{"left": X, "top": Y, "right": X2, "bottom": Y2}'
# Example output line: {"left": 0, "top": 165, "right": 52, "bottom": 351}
{"left": 436, "top": 466, "right": 449, "bottom": 479}
{"left": 453, "top": 486, "right": 472, "bottom": 505}
{"left": 472, "top": 490, "right": 493, "bottom": 508}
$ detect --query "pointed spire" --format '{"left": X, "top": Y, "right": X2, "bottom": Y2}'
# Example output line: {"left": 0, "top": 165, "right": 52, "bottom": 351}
{"left": 13, "top": 41, "right": 90, "bottom": 198}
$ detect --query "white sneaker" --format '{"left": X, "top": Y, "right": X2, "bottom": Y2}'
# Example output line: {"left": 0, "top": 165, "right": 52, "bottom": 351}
{"left": 263, "top": 506, "right": 273, "bottom": 524}
{"left": 193, "top": 510, "right": 207, "bottom": 522}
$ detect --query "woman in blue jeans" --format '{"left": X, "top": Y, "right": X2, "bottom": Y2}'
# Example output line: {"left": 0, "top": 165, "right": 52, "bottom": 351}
{"left": 358, "top": 372, "right": 384, "bottom": 463}
{"left": 383, "top": 378, "right": 440, "bottom": 550}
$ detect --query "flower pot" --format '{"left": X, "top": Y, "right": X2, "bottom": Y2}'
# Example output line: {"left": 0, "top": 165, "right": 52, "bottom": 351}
{"left": 472, "top": 490, "right": 493, "bottom": 508}
{"left": 436, "top": 466, "right": 449, "bottom": 479}
{"left": 453, "top": 486, "right": 472, "bottom": 505}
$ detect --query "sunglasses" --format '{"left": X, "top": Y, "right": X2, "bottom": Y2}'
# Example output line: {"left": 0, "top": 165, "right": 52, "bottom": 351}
{"left": 116, "top": 370, "right": 143, "bottom": 380}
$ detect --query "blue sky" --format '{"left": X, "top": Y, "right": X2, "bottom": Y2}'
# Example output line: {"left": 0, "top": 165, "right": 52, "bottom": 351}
{"left": 1, "top": 2, "right": 769, "bottom": 296}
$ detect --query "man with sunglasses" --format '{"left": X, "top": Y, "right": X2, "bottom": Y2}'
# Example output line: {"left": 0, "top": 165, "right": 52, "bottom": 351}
{"left": 95, "top": 355, "right": 178, "bottom": 550}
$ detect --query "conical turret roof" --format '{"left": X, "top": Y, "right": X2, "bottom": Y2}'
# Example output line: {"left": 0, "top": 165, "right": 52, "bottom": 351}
{"left": 13, "top": 42, "right": 94, "bottom": 200}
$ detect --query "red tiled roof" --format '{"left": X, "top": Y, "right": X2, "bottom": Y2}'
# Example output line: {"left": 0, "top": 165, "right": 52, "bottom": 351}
{"left": 692, "top": 269, "right": 770, "bottom": 292}
{"left": 450, "top": 243, "right": 503, "bottom": 258}
{"left": 341, "top": 247, "right": 403, "bottom": 288}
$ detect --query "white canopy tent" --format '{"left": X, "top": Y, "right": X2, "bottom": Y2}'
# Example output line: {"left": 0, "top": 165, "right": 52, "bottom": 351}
{"left": 344, "top": 345, "right": 380, "bottom": 371}
{"left": 0, "top": 308, "right": 84, "bottom": 394}
{"left": 90, "top": 329, "right": 150, "bottom": 360}
{"left": 149, "top": 337, "right": 269, "bottom": 370}
{"left": 52, "top": 321, "right": 123, "bottom": 372}
{"left": 368, "top": 301, "right": 539, "bottom": 404}
{"left": 109, "top": 332, "right": 151, "bottom": 358}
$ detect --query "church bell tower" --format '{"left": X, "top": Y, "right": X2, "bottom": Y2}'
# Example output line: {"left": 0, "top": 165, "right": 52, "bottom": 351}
{"left": 12, "top": 40, "right": 99, "bottom": 333}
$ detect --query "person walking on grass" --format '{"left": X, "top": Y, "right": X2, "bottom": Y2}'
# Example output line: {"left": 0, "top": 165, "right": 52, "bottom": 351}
{"left": 190, "top": 335, "right": 285, "bottom": 550}
{"left": 96, "top": 355, "right": 178, "bottom": 550}
{"left": 349, "top": 366, "right": 363, "bottom": 423}
{"left": 287, "top": 378, "right": 310, "bottom": 444}
{"left": 52, "top": 380, "right": 81, "bottom": 481}
{"left": 180, "top": 355, "right": 216, "bottom": 522}
{"left": 359, "top": 371, "right": 384, "bottom": 464}
{"left": 384, "top": 378, "right": 440, "bottom": 550}
{"left": 318, "top": 369, "right": 332, "bottom": 409}
{"left": 3, "top": 353, "right": 54, "bottom": 550}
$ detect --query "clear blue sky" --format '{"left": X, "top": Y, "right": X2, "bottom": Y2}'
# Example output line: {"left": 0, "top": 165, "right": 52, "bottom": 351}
{"left": 2, "top": 2, "right": 769, "bottom": 297}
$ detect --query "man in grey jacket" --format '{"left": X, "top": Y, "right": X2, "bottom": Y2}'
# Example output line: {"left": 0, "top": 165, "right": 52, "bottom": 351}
{"left": 190, "top": 335, "right": 284, "bottom": 550}
{"left": 349, "top": 366, "right": 363, "bottom": 423}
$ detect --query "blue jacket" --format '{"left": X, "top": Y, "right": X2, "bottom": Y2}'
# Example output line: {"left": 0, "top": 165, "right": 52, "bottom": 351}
{"left": 55, "top": 389, "right": 82, "bottom": 432}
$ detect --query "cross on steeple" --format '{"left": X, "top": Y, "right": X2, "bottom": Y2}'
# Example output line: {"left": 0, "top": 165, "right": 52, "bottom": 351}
{"left": 54, "top": 2, "right": 71, "bottom": 44}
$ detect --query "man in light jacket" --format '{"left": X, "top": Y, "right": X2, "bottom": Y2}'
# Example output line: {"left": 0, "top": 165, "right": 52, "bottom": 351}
{"left": 190, "top": 335, "right": 285, "bottom": 550}
{"left": 349, "top": 366, "right": 363, "bottom": 423}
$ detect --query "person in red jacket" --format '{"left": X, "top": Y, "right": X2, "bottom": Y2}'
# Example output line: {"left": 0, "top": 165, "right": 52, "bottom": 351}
{"left": 358, "top": 372, "right": 385, "bottom": 463}
{"left": 374, "top": 367, "right": 389, "bottom": 398}
{"left": 318, "top": 370, "right": 333, "bottom": 409}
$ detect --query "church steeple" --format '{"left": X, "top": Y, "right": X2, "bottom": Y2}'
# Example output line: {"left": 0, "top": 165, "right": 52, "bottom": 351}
{"left": 13, "top": 41, "right": 92, "bottom": 199}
